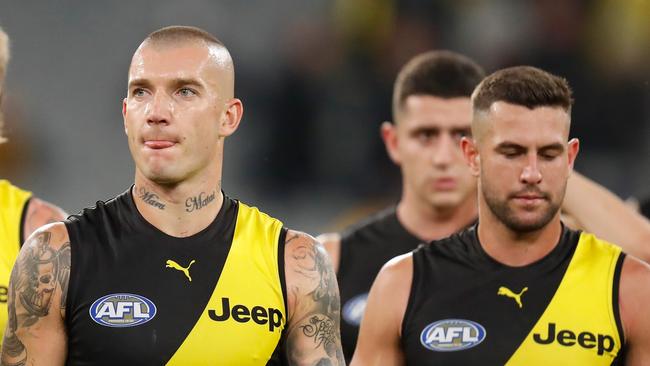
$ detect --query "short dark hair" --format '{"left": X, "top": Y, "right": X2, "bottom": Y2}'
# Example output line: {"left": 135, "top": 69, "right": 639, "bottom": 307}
{"left": 143, "top": 25, "right": 224, "bottom": 48}
{"left": 472, "top": 66, "right": 573, "bottom": 112}
{"left": 392, "top": 50, "right": 485, "bottom": 120}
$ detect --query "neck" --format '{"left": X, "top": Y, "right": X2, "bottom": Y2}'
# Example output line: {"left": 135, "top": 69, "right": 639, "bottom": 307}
{"left": 476, "top": 196, "right": 563, "bottom": 267}
{"left": 397, "top": 190, "right": 478, "bottom": 242}
{"left": 132, "top": 172, "right": 224, "bottom": 238}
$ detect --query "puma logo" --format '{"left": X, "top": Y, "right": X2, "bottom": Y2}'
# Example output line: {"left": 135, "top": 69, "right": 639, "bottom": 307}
{"left": 497, "top": 286, "right": 528, "bottom": 308}
{"left": 166, "top": 259, "right": 196, "bottom": 282}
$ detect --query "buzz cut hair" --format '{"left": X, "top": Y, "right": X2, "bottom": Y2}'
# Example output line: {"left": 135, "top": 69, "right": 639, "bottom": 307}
{"left": 472, "top": 66, "right": 573, "bottom": 113}
{"left": 143, "top": 25, "right": 225, "bottom": 48}
{"left": 392, "top": 50, "right": 485, "bottom": 121}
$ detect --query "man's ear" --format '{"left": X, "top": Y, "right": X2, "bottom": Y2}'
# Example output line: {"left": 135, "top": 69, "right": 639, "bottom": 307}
{"left": 567, "top": 138, "right": 580, "bottom": 172}
{"left": 122, "top": 98, "right": 128, "bottom": 135}
{"left": 380, "top": 121, "right": 401, "bottom": 165}
{"left": 219, "top": 98, "right": 243, "bottom": 137}
{"left": 460, "top": 137, "right": 480, "bottom": 176}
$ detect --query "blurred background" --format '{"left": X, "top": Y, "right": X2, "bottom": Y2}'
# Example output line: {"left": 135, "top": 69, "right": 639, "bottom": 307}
{"left": 0, "top": 0, "right": 648, "bottom": 233}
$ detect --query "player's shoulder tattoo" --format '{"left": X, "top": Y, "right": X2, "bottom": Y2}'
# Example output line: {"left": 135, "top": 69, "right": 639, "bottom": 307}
{"left": 1, "top": 223, "right": 70, "bottom": 366}
{"left": 284, "top": 230, "right": 345, "bottom": 366}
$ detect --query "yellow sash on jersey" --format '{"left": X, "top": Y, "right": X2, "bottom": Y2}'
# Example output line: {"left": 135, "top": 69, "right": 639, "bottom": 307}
{"left": 167, "top": 202, "right": 286, "bottom": 365}
{"left": 506, "top": 233, "right": 623, "bottom": 365}
{"left": 0, "top": 179, "right": 32, "bottom": 345}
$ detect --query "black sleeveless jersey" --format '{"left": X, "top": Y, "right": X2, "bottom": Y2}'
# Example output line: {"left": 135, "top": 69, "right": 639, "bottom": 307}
{"left": 402, "top": 224, "right": 626, "bottom": 365}
{"left": 338, "top": 207, "right": 422, "bottom": 361}
{"left": 64, "top": 188, "right": 288, "bottom": 365}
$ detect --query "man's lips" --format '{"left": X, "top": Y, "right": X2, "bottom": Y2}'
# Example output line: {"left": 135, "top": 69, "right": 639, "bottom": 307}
{"left": 433, "top": 177, "right": 457, "bottom": 190}
{"left": 144, "top": 140, "right": 176, "bottom": 149}
{"left": 511, "top": 193, "right": 548, "bottom": 204}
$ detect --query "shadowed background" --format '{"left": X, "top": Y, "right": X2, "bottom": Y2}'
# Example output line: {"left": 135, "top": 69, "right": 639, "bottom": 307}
{"left": 1, "top": 0, "right": 648, "bottom": 233}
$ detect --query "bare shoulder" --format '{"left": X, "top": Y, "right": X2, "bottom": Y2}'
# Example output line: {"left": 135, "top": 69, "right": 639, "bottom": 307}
{"left": 23, "top": 197, "right": 67, "bottom": 239}
{"left": 315, "top": 232, "right": 341, "bottom": 273}
{"left": 284, "top": 230, "right": 344, "bottom": 365}
{"left": 372, "top": 252, "right": 413, "bottom": 329}
{"left": 375, "top": 252, "right": 414, "bottom": 291}
{"left": 14, "top": 221, "right": 71, "bottom": 317}
{"left": 1, "top": 222, "right": 70, "bottom": 365}
{"left": 351, "top": 252, "right": 412, "bottom": 366}
{"left": 619, "top": 254, "right": 650, "bottom": 364}
{"left": 620, "top": 255, "right": 650, "bottom": 326}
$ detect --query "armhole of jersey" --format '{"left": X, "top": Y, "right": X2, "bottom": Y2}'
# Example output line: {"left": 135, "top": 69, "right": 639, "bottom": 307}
{"left": 63, "top": 220, "right": 78, "bottom": 330}
{"left": 268, "top": 227, "right": 289, "bottom": 365}
{"left": 19, "top": 197, "right": 32, "bottom": 246}
{"left": 277, "top": 227, "right": 288, "bottom": 326}
{"left": 613, "top": 252, "right": 626, "bottom": 348}
{"left": 337, "top": 234, "right": 350, "bottom": 278}
{"left": 400, "top": 250, "right": 419, "bottom": 345}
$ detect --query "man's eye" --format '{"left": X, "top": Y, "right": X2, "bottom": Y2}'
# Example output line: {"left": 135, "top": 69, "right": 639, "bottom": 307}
{"left": 540, "top": 152, "right": 560, "bottom": 161}
{"left": 501, "top": 150, "right": 521, "bottom": 158}
{"left": 132, "top": 88, "right": 147, "bottom": 97}
{"left": 178, "top": 88, "right": 196, "bottom": 97}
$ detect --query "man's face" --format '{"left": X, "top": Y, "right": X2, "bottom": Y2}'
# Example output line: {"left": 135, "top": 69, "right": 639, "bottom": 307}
{"left": 470, "top": 102, "right": 579, "bottom": 232}
{"left": 123, "top": 42, "right": 231, "bottom": 185}
{"left": 385, "top": 95, "right": 476, "bottom": 210}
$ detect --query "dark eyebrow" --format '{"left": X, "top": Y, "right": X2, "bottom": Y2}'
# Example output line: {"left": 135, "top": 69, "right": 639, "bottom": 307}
{"left": 539, "top": 143, "right": 565, "bottom": 153}
{"left": 410, "top": 126, "right": 440, "bottom": 136}
{"left": 128, "top": 78, "right": 152, "bottom": 90}
{"left": 451, "top": 127, "right": 472, "bottom": 134}
{"left": 127, "top": 78, "right": 205, "bottom": 90}
{"left": 495, "top": 142, "right": 525, "bottom": 151}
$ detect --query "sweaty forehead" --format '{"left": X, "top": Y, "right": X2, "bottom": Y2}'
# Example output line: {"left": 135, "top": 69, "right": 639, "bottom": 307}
{"left": 474, "top": 102, "right": 570, "bottom": 144}
{"left": 129, "top": 41, "right": 232, "bottom": 80}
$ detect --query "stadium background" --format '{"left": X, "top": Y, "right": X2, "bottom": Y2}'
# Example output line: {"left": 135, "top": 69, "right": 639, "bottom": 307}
{"left": 0, "top": 0, "right": 648, "bottom": 233}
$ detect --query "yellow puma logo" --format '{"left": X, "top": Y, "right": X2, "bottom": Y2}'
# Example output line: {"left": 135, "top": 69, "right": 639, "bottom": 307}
{"left": 166, "top": 259, "right": 196, "bottom": 282}
{"left": 497, "top": 286, "right": 528, "bottom": 308}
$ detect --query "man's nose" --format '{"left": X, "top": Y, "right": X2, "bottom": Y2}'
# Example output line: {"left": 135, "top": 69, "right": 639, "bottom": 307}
{"left": 146, "top": 92, "right": 172, "bottom": 125}
{"left": 520, "top": 154, "right": 542, "bottom": 185}
{"left": 432, "top": 133, "right": 458, "bottom": 167}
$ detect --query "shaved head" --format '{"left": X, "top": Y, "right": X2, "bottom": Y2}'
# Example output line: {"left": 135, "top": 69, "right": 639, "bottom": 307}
{"left": 131, "top": 26, "right": 235, "bottom": 98}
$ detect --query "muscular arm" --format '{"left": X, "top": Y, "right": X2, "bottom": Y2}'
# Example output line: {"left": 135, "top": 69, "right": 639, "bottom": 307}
{"left": 23, "top": 197, "right": 67, "bottom": 240}
{"left": 619, "top": 256, "right": 650, "bottom": 365}
{"left": 315, "top": 233, "right": 341, "bottom": 274}
{"left": 563, "top": 172, "right": 650, "bottom": 262}
{"left": 351, "top": 253, "right": 412, "bottom": 366}
{"left": 1, "top": 223, "right": 70, "bottom": 366}
{"left": 284, "top": 230, "right": 344, "bottom": 366}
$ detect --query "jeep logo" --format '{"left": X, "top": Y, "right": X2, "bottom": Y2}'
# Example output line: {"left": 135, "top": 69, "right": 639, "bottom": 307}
{"left": 533, "top": 322, "right": 615, "bottom": 356}
{"left": 208, "top": 297, "right": 283, "bottom": 332}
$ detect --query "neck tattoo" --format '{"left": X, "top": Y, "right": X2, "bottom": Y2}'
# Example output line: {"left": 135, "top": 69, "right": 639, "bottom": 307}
{"left": 137, "top": 186, "right": 166, "bottom": 210}
{"left": 185, "top": 191, "right": 216, "bottom": 212}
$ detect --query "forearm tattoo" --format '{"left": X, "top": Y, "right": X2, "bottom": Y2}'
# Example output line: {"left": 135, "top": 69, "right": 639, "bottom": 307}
{"left": 185, "top": 191, "right": 216, "bottom": 212}
{"left": 1, "top": 231, "right": 70, "bottom": 366}
{"left": 286, "top": 233, "right": 344, "bottom": 366}
{"left": 137, "top": 186, "right": 166, "bottom": 210}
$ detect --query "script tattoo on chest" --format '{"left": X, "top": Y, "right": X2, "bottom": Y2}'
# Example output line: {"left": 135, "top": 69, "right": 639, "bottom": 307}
{"left": 138, "top": 187, "right": 166, "bottom": 210}
{"left": 185, "top": 191, "right": 216, "bottom": 212}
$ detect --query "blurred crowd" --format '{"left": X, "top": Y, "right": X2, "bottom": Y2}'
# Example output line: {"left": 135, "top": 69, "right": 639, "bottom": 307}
{"left": 1, "top": 0, "right": 648, "bottom": 232}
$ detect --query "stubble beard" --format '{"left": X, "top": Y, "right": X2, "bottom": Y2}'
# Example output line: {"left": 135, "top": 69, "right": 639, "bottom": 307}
{"left": 482, "top": 181, "right": 564, "bottom": 233}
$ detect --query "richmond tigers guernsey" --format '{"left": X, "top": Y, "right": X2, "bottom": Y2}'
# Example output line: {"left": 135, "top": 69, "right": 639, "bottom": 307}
{"left": 0, "top": 180, "right": 32, "bottom": 345}
{"left": 338, "top": 207, "right": 422, "bottom": 361}
{"left": 402, "top": 224, "right": 625, "bottom": 365}
{"left": 64, "top": 188, "right": 287, "bottom": 365}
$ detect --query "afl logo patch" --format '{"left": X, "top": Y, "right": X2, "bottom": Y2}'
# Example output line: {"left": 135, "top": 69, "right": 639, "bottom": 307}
{"left": 342, "top": 293, "right": 368, "bottom": 326}
{"left": 420, "top": 319, "right": 486, "bottom": 352}
{"left": 89, "top": 293, "right": 157, "bottom": 327}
